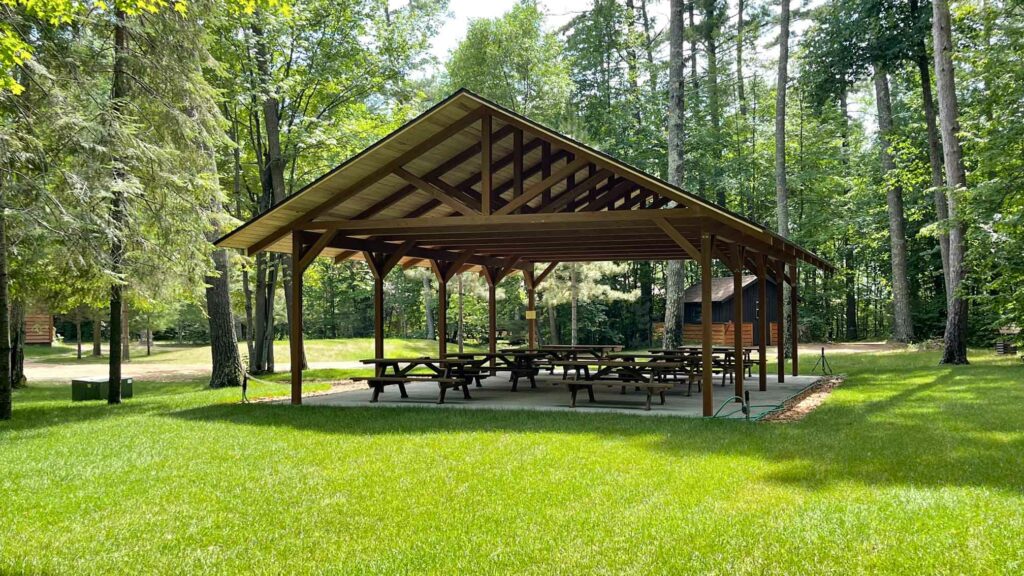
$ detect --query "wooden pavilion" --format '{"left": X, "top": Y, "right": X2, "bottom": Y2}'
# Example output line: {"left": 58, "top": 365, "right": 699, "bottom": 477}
{"left": 215, "top": 89, "right": 831, "bottom": 416}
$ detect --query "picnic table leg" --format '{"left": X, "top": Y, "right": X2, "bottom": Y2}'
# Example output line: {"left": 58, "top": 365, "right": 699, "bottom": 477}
{"left": 570, "top": 385, "right": 578, "bottom": 408}
{"left": 462, "top": 383, "right": 472, "bottom": 400}
{"left": 398, "top": 382, "right": 409, "bottom": 399}
{"left": 370, "top": 384, "right": 382, "bottom": 403}
{"left": 660, "top": 390, "right": 667, "bottom": 405}
{"left": 645, "top": 389, "right": 652, "bottom": 411}
{"left": 586, "top": 385, "right": 595, "bottom": 403}
{"left": 438, "top": 384, "right": 448, "bottom": 404}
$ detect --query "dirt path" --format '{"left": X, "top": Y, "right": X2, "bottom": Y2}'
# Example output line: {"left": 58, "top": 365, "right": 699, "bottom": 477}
{"left": 24, "top": 360, "right": 365, "bottom": 383}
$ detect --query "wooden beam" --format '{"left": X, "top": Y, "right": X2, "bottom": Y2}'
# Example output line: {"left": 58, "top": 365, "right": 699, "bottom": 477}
{"left": 791, "top": 263, "right": 799, "bottom": 377}
{"left": 701, "top": 231, "right": 715, "bottom": 417}
{"left": 301, "top": 233, "right": 527, "bottom": 272}
{"left": 656, "top": 218, "right": 702, "bottom": 261}
{"left": 494, "top": 157, "right": 589, "bottom": 215}
{"left": 382, "top": 240, "right": 416, "bottom": 276}
{"left": 333, "top": 249, "right": 357, "bottom": 264}
{"left": 580, "top": 178, "right": 640, "bottom": 212}
{"left": 776, "top": 262, "right": 786, "bottom": 384}
{"left": 290, "top": 233, "right": 304, "bottom": 405}
{"left": 308, "top": 207, "right": 693, "bottom": 233}
{"left": 757, "top": 253, "right": 768, "bottom": 392}
{"left": 246, "top": 107, "right": 483, "bottom": 255}
{"left": 533, "top": 262, "right": 559, "bottom": 287}
{"left": 394, "top": 166, "right": 480, "bottom": 215}
{"left": 297, "top": 229, "right": 339, "bottom": 272}
{"left": 535, "top": 169, "right": 613, "bottom": 213}
{"left": 513, "top": 128, "right": 523, "bottom": 198}
{"left": 733, "top": 246, "right": 745, "bottom": 399}
{"left": 442, "top": 251, "right": 474, "bottom": 282}
{"left": 481, "top": 114, "right": 492, "bottom": 215}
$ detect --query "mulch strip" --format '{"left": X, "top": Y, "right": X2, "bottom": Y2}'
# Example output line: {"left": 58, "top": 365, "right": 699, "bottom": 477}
{"left": 761, "top": 375, "right": 845, "bottom": 422}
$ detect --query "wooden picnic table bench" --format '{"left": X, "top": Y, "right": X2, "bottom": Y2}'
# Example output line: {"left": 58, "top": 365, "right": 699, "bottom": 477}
{"left": 549, "top": 359, "right": 695, "bottom": 404}
{"left": 357, "top": 357, "right": 483, "bottom": 403}
{"left": 565, "top": 379, "right": 675, "bottom": 410}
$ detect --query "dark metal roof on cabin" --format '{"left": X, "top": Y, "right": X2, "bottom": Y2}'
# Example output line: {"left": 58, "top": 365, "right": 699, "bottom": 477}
{"left": 683, "top": 275, "right": 762, "bottom": 303}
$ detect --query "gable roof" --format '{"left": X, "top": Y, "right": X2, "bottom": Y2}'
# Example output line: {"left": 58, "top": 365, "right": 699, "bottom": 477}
{"left": 683, "top": 275, "right": 772, "bottom": 303}
{"left": 215, "top": 89, "right": 831, "bottom": 273}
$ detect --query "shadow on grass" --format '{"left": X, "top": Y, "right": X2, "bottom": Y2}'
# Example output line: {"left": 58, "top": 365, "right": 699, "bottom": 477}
{"left": 167, "top": 357, "right": 1024, "bottom": 495}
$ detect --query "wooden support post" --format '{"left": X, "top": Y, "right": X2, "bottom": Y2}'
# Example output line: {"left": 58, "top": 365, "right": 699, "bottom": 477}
{"left": 701, "top": 232, "right": 714, "bottom": 417}
{"left": 776, "top": 261, "right": 786, "bottom": 384}
{"left": 373, "top": 274, "right": 384, "bottom": 369}
{"left": 733, "top": 252, "right": 744, "bottom": 400}
{"left": 757, "top": 254, "right": 768, "bottom": 392}
{"left": 791, "top": 263, "right": 799, "bottom": 376}
{"left": 290, "top": 234, "right": 304, "bottom": 405}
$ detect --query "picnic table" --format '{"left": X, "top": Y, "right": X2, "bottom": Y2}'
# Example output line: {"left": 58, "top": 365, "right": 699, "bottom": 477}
{"left": 548, "top": 358, "right": 684, "bottom": 409}
{"left": 493, "top": 350, "right": 552, "bottom": 390}
{"left": 357, "top": 357, "right": 488, "bottom": 403}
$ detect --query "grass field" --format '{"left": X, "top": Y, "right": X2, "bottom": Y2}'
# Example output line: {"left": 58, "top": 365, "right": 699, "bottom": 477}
{"left": 26, "top": 338, "right": 487, "bottom": 366}
{"left": 2, "top": 349, "right": 1023, "bottom": 574}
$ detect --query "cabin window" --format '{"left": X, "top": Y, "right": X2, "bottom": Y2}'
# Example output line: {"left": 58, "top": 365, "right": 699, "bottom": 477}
{"left": 684, "top": 306, "right": 701, "bottom": 324}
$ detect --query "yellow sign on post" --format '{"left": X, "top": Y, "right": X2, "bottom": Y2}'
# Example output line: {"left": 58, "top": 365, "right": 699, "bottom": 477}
{"left": 525, "top": 310, "right": 537, "bottom": 320}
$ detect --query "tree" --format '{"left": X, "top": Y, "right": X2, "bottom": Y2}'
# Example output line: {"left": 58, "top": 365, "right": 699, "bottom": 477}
{"left": 664, "top": 0, "right": 686, "bottom": 349}
{"left": 931, "top": 0, "right": 968, "bottom": 364}
{"left": 446, "top": 0, "right": 570, "bottom": 126}
{"left": 776, "top": 0, "right": 791, "bottom": 353}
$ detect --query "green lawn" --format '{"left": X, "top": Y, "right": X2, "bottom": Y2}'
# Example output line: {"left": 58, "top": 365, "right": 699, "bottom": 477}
{"left": 2, "top": 350, "right": 1023, "bottom": 574}
{"left": 27, "top": 337, "right": 487, "bottom": 366}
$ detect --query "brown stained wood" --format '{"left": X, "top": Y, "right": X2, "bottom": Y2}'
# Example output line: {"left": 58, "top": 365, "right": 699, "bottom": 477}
{"left": 776, "top": 262, "right": 786, "bottom": 384}
{"left": 579, "top": 179, "right": 640, "bottom": 212}
{"left": 541, "top": 141, "right": 552, "bottom": 205}
{"left": 656, "top": 218, "right": 702, "bottom": 261}
{"left": 513, "top": 128, "right": 523, "bottom": 198}
{"left": 382, "top": 240, "right": 416, "bottom": 275}
{"left": 247, "top": 106, "right": 484, "bottom": 255}
{"left": 495, "top": 157, "right": 590, "bottom": 215}
{"left": 290, "top": 234, "right": 304, "bottom": 405}
{"left": 297, "top": 229, "right": 339, "bottom": 272}
{"left": 701, "top": 232, "right": 715, "bottom": 417}
{"left": 757, "top": 254, "right": 768, "bottom": 392}
{"left": 733, "top": 247, "right": 746, "bottom": 399}
{"left": 394, "top": 166, "right": 480, "bottom": 215}
{"left": 308, "top": 207, "right": 693, "bottom": 234}
{"left": 533, "top": 262, "right": 559, "bottom": 287}
{"left": 481, "top": 114, "right": 492, "bottom": 215}
{"left": 310, "top": 233, "right": 526, "bottom": 272}
{"left": 535, "top": 169, "right": 613, "bottom": 213}
{"left": 334, "top": 250, "right": 357, "bottom": 264}
{"left": 791, "top": 263, "right": 799, "bottom": 376}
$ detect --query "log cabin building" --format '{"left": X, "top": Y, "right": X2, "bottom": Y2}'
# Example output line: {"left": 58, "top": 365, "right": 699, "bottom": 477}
{"left": 682, "top": 275, "right": 780, "bottom": 346}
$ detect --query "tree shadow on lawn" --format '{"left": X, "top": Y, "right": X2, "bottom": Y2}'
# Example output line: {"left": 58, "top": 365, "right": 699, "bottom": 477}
{"left": 168, "top": 362, "right": 1024, "bottom": 495}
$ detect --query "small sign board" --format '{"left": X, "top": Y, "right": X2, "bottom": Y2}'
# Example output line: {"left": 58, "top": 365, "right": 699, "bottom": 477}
{"left": 525, "top": 310, "right": 537, "bottom": 320}
{"left": 999, "top": 325, "right": 1020, "bottom": 335}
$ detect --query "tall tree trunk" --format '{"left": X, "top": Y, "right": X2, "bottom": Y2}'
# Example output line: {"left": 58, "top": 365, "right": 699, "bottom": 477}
{"left": 912, "top": 0, "right": 951, "bottom": 298}
{"left": 422, "top": 275, "right": 434, "bottom": 340}
{"left": 703, "top": 0, "right": 723, "bottom": 205}
{"left": 547, "top": 300, "right": 559, "bottom": 345}
{"left": 873, "top": 66, "right": 915, "bottom": 343}
{"left": 107, "top": 8, "right": 129, "bottom": 404}
{"left": 10, "top": 302, "right": 24, "bottom": 387}
{"left": 776, "top": 0, "right": 792, "bottom": 357}
{"left": 93, "top": 310, "right": 102, "bottom": 356}
{"left": 932, "top": 0, "right": 969, "bottom": 364}
{"left": 840, "top": 91, "right": 857, "bottom": 341}
{"left": 664, "top": 0, "right": 687, "bottom": 349}
{"left": 75, "top": 312, "right": 83, "bottom": 360}
{"left": 205, "top": 210, "right": 243, "bottom": 388}
{"left": 0, "top": 183, "right": 10, "bottom": 420}
{"left": 457, "top": 273, "right": 464, "bottom": 353}
{"left": 736, "top": 0, "right": 746, "bottom": 117}
{"left": 570, "top": 264, "right": 578, "bottom": 346}
{"left": 241, "top": 266, "right": 255, "bottom": 370}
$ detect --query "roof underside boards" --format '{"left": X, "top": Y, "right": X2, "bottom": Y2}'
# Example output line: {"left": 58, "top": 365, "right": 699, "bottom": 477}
{"left": 216, "top": 90, "right": 832, "bottom": 274}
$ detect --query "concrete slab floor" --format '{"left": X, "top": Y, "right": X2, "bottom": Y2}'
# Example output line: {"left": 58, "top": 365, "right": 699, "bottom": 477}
{"left": 295, "top": 372, "right": 824, "bottom": 418}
